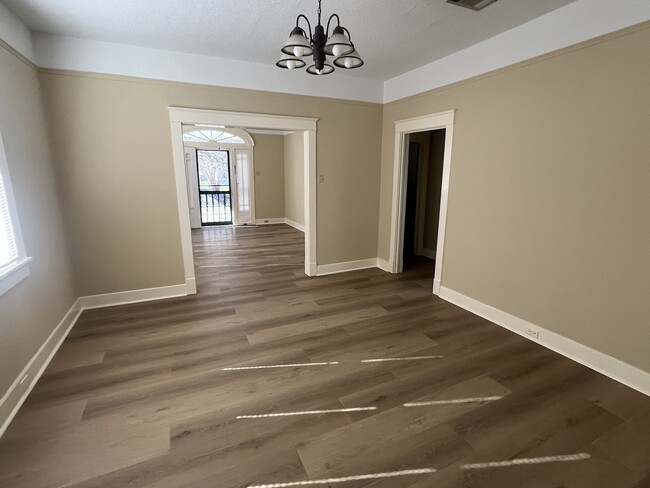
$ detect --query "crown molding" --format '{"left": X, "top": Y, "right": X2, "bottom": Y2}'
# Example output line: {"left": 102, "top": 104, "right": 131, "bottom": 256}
{"left": 32, "top": 33, "right": 384, "bottom": 104}
{"left": 384, "top": 0, "right": 650, "bottom": 103}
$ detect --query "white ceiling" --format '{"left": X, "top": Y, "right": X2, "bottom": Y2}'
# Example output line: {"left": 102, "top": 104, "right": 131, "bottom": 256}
{"left": 2, "top": 0, "right": 578, "bottom": 80}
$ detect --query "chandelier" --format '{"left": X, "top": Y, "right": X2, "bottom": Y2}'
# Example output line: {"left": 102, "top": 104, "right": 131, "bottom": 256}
{"left": 276, "top": 0, "right": 364, "bottom": 75}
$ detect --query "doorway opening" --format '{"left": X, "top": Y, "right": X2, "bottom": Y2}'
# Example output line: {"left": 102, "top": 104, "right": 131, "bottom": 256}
{"left": 183, "top": 127, "right": 255, "bottom": 228}
{"left": 389, "top": 110, "right": 455, "bottom": 295}
{"left": 402, "top": 130, "right": 446, "bottom": 275}
{"left": 169, "top": 107, "right": 318, "bottom": 294}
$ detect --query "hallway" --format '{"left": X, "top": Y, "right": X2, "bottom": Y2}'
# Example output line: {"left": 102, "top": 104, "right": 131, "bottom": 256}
{"left": 0, "top": 225, "right": 648, "bottom": 487}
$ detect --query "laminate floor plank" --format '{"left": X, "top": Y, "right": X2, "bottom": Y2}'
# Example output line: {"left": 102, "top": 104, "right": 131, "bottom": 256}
{"left": 0, "top": 224, "right": 648, "bottom": 488}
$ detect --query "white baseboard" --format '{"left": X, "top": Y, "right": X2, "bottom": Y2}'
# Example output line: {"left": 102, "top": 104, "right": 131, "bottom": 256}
{"left": 433, "top": 278, "right": 441, "bottom": 295}
{"left": 316, "top": 258, "right": 379, "bottom": 276}
{"left": 78, "top": 283, "right": 189, "bottom": 310}
{"left": 255, "top": 218, "right": 285, "bottom": 225}
{"left": 284, "top": 218, "right": 305, "bottom": 232}
{"left": 420, "top": 248, "right": 436, "bottom": 259}
{"left": 439, "top": 286, "right": 650, "bottom": 397}
{"left": 0, "top": 298, "right": 83, "bottom": 438}
{"left": 1, "top": 281, "right": 192, "bottom": 438}
{"left": 254, "top": 218, "right": 305, "bottom": 233}
{"left": 377, "top": 258, "right": 392, "bottom": 273}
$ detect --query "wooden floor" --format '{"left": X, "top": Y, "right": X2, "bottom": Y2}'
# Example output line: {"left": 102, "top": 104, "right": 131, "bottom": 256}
{"left": 1, "top": 224, "right": 649, "bottom": 487}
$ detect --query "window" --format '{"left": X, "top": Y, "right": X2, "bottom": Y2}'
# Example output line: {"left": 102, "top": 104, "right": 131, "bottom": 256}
{"left": 183, "top": 129, "right": 246, "bottom": 145}
{"left": 0, "top": 132, "right": 31, "bottom": 297}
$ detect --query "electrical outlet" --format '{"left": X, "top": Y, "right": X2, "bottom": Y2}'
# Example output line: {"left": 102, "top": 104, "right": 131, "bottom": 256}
{"left": 318, "top": 174, "right": 325, "bottom": 183}
{"left": 264, "top": 219, "right": 269, "bottom": 223}
{"left": 526, "top": 326, "right": 540, "bottom": 339}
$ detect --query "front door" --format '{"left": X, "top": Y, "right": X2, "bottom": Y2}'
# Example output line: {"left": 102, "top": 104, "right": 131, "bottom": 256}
{"left": 196, "top": 149, "right": 233, "bottom": 225}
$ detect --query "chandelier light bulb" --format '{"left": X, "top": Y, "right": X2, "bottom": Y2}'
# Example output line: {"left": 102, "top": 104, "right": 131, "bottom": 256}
{"left": 287, "top": 60, "right": 297, "bottom": 70}
{"left": 332, "top": 45, "right": 345, "bottom": 57}
{"left": 344, "top": 57, "right": 354, "bottom": 69}
{"left": 294, "top": 46, "right": 305, "bottom": 57}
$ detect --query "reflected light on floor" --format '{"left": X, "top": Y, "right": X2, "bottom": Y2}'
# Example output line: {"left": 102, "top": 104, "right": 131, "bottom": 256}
{"left": 223, "top": 361, "right": 339, "bottom": 371}
{"left": 460, "top": 453, "right": 591, "bottom": 469}
{"left": 404, "top": 396, "right": 503, "bottom": 407}
{"left": 236, "top": 407, "right": 377, "bottom": 419}
{"left": 248, "top": 468, "right": 438, "bottom": 487}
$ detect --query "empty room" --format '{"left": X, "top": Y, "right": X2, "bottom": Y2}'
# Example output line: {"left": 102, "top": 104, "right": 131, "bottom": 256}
{"left": 0, "top": 1, "right": 649, "bottom": 487}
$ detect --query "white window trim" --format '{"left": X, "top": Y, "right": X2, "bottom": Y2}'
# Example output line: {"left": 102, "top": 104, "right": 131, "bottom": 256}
{"left": 0, "top": 132, "right": 31, "bottom": 297}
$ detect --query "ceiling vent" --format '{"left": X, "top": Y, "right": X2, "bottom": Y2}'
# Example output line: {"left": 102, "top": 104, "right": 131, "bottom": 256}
{"left": 446, "top": 0, "right": 498, "bottom": 11}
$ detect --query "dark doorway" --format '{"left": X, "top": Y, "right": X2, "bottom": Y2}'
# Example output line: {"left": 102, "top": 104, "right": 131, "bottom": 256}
{"left": 401, "top": 130, "right": 446, "bottom": 273}
{"left": 403, "top": 141, "right": 420, "bottom": 266}
{"left": 196, "top": 149, "right": 232, "bottom": 225}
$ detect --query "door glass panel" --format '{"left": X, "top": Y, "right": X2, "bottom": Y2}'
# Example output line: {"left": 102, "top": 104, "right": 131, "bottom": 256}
{"left": 197, "top": 150, "right": 232, "bottom": 225}
{"left": 235, "top": 149, "right": 252, "bottom": 224}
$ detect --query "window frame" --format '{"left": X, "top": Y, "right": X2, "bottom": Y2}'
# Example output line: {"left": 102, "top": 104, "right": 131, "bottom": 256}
{"left": 0, "top": 131, "right": 31, "bottom": 297}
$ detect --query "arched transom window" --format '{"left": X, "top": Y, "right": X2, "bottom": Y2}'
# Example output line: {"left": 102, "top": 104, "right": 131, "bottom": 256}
{"left": 183, "top": 128, "right": 252, "bottom": 146}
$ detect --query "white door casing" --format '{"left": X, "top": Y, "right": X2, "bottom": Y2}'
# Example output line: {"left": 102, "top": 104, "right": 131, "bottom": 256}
{"left": 169, "top": 107, "right": 318, "bottom": 293}
{"left": 184, "top": 147, "right": 202, "bottom": 229}
{"left": 389, "top": 110, "right": 455, "bottom": 296}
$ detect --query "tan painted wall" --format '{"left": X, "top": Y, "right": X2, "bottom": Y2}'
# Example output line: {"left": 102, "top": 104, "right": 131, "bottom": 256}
{"left": 252, "top": 134, "right": 284, "bottom": 220}
{"left": 284, "top": 132, "right": 304, "bottom": 226}
{"left": 39, "top": 72, "right": 383, "bottom": 295}
{"left": 379, "top": 24, "right": 650, "bottom": 371}
{"left": 0, "top": 46, "right": 77, "bottom": 398}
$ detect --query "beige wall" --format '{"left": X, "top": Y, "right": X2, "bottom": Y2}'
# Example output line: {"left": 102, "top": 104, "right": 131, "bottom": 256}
{"left": 283, "top": 131, "right": 304, "bottom": 226}
{"left": 0, "top": 45, "right": 77, "bottom": 401}
{"left": 39, "top": 72, "right": 383, "bottom": 295}
{"left": 379, "top": 24, "right": 650, "bottom": 371}
{"left": 252, "top": 134, "right": 284, "bottom": 220}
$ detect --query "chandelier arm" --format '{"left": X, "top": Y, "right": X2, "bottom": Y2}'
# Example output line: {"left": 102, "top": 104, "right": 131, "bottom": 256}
{"left": 325, "top": 13, "right": 341, "bottom": 37}
{"left": 296, "top": 14, "right": 313, "bottom": 42}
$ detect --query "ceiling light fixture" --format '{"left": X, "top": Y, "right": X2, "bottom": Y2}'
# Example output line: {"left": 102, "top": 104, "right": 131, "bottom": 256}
{"left": 276, "top": 0, "right": 364, "bottom": 76}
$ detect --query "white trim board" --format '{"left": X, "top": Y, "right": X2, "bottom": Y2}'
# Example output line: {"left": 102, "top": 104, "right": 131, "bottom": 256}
{"left": 439, "top": 286, "right": 650, "bottom": 397}
{"left": 255, "top": 218, "right": 285, "bottom": 225}
{"left": 0, "top": 280, "right": 192, "bottom": 438}
{"left": 0, "top": 298, "right": 82, "bottom": 438}
{"left": 285, "top": 218, "right": 305, "bottom": 233}
{"left": 78, "top": 282, "right": 191, "bottom": 310}
{"left": 389, "top": 111, "right": 455, "bottom": 297}
{"left": 254, "top": 218, "right": 305, "bottom": 232}
{"left": 33, "top": 33, "right": 383, "bottom": 104}
{"left": 316, "top": 258, "right": 379, "bottom": 277}
{"left": 383, "top": 0, "right": 650, "bottom": 102}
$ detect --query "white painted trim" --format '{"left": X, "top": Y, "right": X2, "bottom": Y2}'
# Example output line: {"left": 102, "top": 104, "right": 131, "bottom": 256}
{"left": 0, "top": 279, "right": 192, "bottom": 438}
{"left": 316, "top": 258, "right": 378, "bottom": 277}
{"left": 33, "top": 33, "right": 383, "bottom": 104}
{"left": 383, "top": 0, "right": 650, "bottom": 102}
{"left": 439, "top": 286, "right": 650, "bottom": 397}
{"left": 169, "top": 108, "right": 317, "bottom": 130}
{"left": 255, "top": 218, "right": 285, "bottom": 225}
{"left": 0, "top": 2, "right": 34, "bottom": 62}
{"left": 388, "top": 110, "right": 455, "bottom": 299}
{"left": 78, "top": 283, "right": 189, "bottom": 310}
{"left": 0, "top": 298, "right": 83, "bottom": 438}
{"left": 303, "top": 130, "right": 317, "bottom": 277}
{"left": 0, "top": 257, "right": 31, "bottom": 297}
{"left": 376, "top": 258, "right": 391, "bottom": 273}
{"left": 286, "top": 218, "right": 306, "bottom": 233}
{"left": 168, "top": 107, "right": 319, "bottom": 287}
